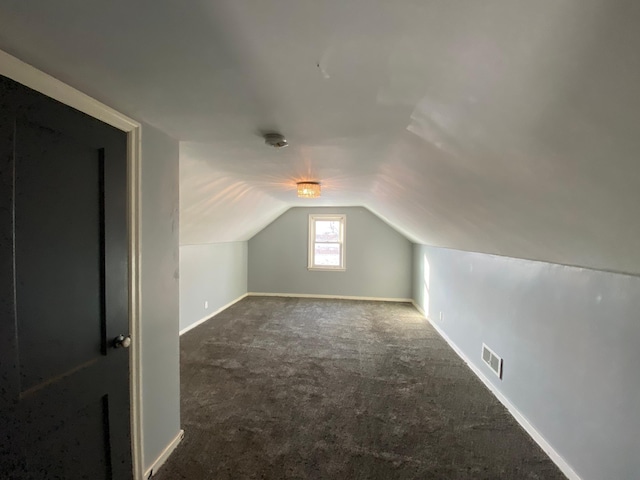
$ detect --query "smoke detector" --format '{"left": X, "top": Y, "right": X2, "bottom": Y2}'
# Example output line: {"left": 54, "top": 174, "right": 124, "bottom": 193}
{"left": 264, "top": 133, "right": 288, "bottom": 148}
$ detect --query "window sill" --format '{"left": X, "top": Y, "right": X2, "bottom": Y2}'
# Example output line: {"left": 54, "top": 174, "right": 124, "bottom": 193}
{"left": 307, "top": 267, "right": 346, "bottom": 272}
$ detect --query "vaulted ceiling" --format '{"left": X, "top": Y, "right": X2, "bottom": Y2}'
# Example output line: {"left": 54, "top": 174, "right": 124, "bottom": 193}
{"left": 1, "top": 1, "right": 639, "bottom": 274}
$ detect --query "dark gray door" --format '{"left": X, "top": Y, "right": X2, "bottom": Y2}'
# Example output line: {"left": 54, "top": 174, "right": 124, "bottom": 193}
{"left": 0, "top": 75, "right": 132, "bottom": 479}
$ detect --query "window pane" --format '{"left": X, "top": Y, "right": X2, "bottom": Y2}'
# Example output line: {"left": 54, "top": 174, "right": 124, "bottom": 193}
{"left": 314, "top": 243, "right": 341, "bottom": 266}
{"left": 315, "top": 221, "right": 340, "bottom": 242}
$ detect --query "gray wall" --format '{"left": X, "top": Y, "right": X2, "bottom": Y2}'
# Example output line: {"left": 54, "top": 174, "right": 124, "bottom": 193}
{"left": 139, "top": 123, "right": 181, "bottom": 469}
{"left": 412, "top": 244, "right": 640, "bottom": 480}
{"left": 249, "top": 207, "right": 412, "bottom": 299}
{"left": 179, "top": 242, "right": 248, "bottom": 332}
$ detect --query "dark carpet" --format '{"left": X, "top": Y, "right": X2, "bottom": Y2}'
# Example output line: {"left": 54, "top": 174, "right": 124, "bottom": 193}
{"left": 155, "top": 297, "right": 565, "bottom": 480}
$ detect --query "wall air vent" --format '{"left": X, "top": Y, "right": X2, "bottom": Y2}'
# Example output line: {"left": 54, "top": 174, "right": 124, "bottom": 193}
{"left": 482, "top": 343, "right": 503, "bottom": 379}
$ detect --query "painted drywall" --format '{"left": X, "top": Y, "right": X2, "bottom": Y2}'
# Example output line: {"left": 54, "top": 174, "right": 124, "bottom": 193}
{"left": 412, "top": 244, "right": 640, "bottom": 480}
{"left": 249, "top": 207, "right": 412, "bottom": 299}
{"left": 4, "top": 2, "right": 640, "bottom": 276}
{"left": 179, "top": 242, "right": 248, "bottom": 332}
{"left": 139, "top": 123, "right": 181, "bottom": 470}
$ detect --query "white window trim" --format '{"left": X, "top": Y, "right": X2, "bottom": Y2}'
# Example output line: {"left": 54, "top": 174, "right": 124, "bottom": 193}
{"left": 308, "top": 214, "right": 346, "bottom": 271}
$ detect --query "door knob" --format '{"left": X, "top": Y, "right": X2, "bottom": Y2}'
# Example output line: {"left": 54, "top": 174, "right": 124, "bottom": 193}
{"left": 113, "top": 334, "right": 132, "bottom": 349}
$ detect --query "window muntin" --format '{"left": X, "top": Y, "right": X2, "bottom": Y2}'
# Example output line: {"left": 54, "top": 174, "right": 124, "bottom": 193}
{"left": 308, "top": 214, "right": 345, "bottom": 270}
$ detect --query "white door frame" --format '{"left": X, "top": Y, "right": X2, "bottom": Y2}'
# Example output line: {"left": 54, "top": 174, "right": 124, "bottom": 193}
{"left": 0, "top": 49, "right": 145, "bottom": 480}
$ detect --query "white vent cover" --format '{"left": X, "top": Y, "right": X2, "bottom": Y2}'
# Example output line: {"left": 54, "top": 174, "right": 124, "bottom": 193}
{"left": 482, "top": 343, "right": 503, "bottom": 379}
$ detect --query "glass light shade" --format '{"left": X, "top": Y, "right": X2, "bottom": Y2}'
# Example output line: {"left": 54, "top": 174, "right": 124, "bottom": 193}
{"left": 297, "top": 182, "right": 321, "bottom": 198}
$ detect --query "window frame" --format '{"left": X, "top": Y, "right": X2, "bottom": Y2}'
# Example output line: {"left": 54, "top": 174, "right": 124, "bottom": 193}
{"left": 307, "top": 214, "right": 346, "bottom": 271}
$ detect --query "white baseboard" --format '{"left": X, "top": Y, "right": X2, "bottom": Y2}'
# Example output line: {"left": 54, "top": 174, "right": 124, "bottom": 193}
{"left": 179, "top": 293, "right": 248, "bottom": 336}
{"left": 144, "top": 429, "right": 184, "bottom": 479}
{"left": 411, "top": 301, "right": 426, "bottom": 317}
{"left": 411, "top": 302, "right": 581, "bottom": 480}
{"left": 248, "top": 292, "right": 413, "bottom": 303}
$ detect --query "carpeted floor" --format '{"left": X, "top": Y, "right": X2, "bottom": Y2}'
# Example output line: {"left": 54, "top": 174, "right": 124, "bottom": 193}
{"left": 154, "top": 297, "right": 565, "bottom": 480}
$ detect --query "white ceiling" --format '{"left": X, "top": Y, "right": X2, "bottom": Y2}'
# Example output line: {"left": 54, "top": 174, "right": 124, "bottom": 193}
{"left": 1, "top": 1, "right": 640, "bottom": 273}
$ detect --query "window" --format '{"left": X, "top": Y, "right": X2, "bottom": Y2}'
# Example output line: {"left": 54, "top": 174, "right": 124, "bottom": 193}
{"left": 308, "top": 214, "right": 345, "bottom": 271}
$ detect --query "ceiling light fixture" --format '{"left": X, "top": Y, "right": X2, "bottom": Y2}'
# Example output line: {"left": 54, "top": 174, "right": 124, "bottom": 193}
{"left": 297, "top": 182, "right": 321, "bottom": 198}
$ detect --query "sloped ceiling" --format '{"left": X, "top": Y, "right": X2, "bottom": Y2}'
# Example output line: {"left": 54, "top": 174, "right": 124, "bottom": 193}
{"left": 1, "top": 1, "right": 639, "bottom": 273}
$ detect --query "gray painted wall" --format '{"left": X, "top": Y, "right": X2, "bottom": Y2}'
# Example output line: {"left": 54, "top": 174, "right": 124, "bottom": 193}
{"left": 180, "top": 242, "right": 248, "bottom": 332}
{"left": 412, "top": 244, "right": 640, "bottom": 480}
{"left": 249, "top": 207, "right": 412, "bottom": 299}
{"left": 140, "top": 123, "right": 181, "bottom": 469}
